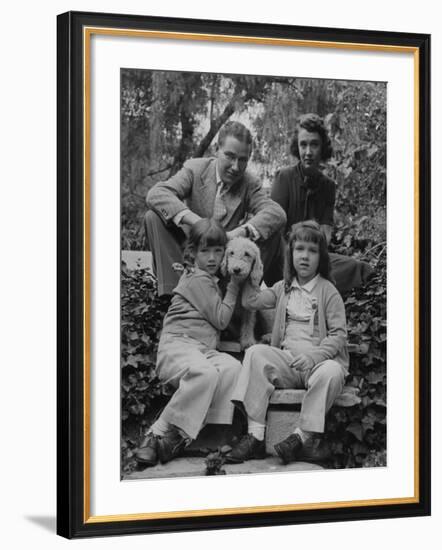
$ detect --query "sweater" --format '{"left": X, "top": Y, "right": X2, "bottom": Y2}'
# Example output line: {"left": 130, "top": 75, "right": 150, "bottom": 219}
{"left": 161, "top": 268, "right": 239, "bottom": 349}
{"left": 243, "top": 275, "right": 349, "bottom": 369}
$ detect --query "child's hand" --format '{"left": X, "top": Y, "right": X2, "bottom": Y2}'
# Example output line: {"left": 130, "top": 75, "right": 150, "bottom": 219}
{"left": 229, "top": 273, "right": 246, "bottom": 286}
{"left": 290, "top": 354, "right": 314, "bottom": 372}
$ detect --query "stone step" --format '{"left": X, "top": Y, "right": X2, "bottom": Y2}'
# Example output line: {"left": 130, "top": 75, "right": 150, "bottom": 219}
{"left": 125, "top": 455, "right": 323, "bottom": 480}
{"left": 269, "top": 389, "right": 306, "bottom": 405}
{"left": 265, "top": 409, "right": 300, "bottom": 454}
{"left": 122, "top": 250, "right": 152, "bottom": 270}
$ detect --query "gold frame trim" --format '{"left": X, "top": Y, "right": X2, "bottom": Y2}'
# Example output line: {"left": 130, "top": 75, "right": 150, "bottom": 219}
{"left": 82, "top": 27, "right": 420, "bottom": 524}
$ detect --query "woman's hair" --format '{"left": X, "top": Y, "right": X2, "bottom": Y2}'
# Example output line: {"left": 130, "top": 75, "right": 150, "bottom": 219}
{"left": 284, "top": 220, "right": 332, "bottom": 290}
{"left": 289, "top": 113, "right": 333, "bottom": 161}
{"left": 183, "top": 218, "right": 227, "bottom": 266}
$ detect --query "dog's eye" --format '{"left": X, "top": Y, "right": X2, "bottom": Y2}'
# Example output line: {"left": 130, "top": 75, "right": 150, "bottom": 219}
{"left": 229, "top": 250, "right": 234, "bottom": 255}
{"left": 244, "top": 251, "right": 251, "bottom": 258}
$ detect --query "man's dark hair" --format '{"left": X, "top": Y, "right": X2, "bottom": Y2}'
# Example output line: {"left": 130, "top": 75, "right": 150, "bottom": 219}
{"left": 218, "top": 121, "right": 253, "bottom": 148}
{"left": 290, "top": 113, "right": 333, "bottom": 161}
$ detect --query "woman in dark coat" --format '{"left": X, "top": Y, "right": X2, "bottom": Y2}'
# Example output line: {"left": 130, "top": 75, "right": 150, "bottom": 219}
{"left": 268, "top": 113, "right": 373, "bottom": 293}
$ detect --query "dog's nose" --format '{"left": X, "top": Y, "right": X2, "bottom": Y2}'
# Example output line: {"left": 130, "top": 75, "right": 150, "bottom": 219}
{"left": 233, "top": 267, "right": 241, "bottom": 274}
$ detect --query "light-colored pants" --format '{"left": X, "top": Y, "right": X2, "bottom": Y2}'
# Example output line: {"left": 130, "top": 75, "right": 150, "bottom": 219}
{"left": 231, "top": 344, "right": 346, "bottom": 433}
{"left": 156, "top": 334, "right": 242, "bottom": 439}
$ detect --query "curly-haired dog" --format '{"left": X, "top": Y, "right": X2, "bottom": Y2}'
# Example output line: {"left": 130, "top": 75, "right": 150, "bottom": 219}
{"left": 221, "top": 237, "right": 263, "bottom": 350}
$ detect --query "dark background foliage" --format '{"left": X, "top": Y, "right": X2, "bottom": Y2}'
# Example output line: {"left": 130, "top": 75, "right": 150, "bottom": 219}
{"left": 121, "top": 70, "right": 386, "bottom": 251}
{"left": 120, "top": 69, "right": 387, "bottom": 474}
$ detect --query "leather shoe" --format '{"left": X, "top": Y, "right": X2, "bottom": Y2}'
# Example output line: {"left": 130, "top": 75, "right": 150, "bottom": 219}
{"left": 298, "top": 436, "right": 331, "bottom": 462}
{"left": 135, "top": 432, "right": 159, "bottom": 466}
{"left": 225, "top": 434, "right": 266, "bottom": 463}
{"left": 157, "top": 427, "right": 188, "bottom": 464}
{"left": 274, "top": 433, "right": 303, "bottom": 464}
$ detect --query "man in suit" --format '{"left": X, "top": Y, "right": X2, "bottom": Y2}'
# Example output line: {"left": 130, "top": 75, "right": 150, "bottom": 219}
{"left": 144, "top": 121, "right": 287, "bottom": 296}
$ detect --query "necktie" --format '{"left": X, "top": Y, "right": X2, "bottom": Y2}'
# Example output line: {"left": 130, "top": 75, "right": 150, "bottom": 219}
{"left": 213, "top": 185, "right": 227, "bottom": 222}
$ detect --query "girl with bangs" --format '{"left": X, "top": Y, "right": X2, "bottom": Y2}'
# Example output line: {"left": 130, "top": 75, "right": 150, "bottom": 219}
{"left": 226, "top": 220, "right": 349, "bottom": 465}
{"left": 135, "top": 218, "right": 243, "bottom": 467}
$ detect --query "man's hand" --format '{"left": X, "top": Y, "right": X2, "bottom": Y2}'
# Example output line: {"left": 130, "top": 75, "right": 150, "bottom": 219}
{"left": 290, "top": 354, "right": 315, "bottom": 372}
{"left": 181, "top": 211, "right": 202, "bottom": 227}
{"left": 178, "top": 211, "right": 202, "bottom": 237}
{"left": 226, "top": 227, "right": 247, "bottom": 240}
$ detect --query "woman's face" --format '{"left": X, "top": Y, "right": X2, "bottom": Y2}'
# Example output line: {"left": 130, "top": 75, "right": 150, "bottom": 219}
{"left": 297, "top": 128, "right": 322, "bottom": 173}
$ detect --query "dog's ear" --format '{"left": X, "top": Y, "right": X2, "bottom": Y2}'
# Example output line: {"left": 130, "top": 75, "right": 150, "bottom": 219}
{"left": 220, "top": 250, "right": 228, "bottom": 277}
{"left": 250, "top": 245, "right": 264, "bottom": 287}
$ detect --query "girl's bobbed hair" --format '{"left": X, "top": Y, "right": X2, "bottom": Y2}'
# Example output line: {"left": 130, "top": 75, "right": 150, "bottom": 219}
{"left": 284, "top": 220, "right": 332, "bottom": 291}
{"left": 289, "top": 113, "right": 333, "bottom": 162}
{"left": 183, "top": 218, "right": 227, "bottom": 266}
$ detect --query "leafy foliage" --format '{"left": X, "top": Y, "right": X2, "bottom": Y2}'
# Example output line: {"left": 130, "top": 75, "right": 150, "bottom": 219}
{"left": 204, "top": 447, "right": 232, "bottom": 476}
{"left": 121, "top": 70, "right": 273, "bottom": 249}
{"left": 120, "top": 263, "right": 171, "bottom": 474}
{"left": 324, "top": 253, "right": 387, "bottom": 468}
{"left": 121, "top": 255, "right": 387, "bottom": 474}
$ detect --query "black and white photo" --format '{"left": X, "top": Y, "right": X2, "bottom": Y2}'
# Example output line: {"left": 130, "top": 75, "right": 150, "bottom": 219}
{"left": 57, "top": 12, "right": 430, "bottom": 537}
{"left": 120, "top": 69, "right": 387, "bottom": 480}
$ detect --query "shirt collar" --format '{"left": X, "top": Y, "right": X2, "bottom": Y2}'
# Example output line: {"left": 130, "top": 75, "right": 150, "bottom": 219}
{"left": 291, "top": 274, "right": 319, "bottom": 293}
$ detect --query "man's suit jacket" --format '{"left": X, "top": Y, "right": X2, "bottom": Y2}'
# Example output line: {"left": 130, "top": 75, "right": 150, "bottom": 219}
{"left": 146, "top": 157, "right": 286, "bottom": 240}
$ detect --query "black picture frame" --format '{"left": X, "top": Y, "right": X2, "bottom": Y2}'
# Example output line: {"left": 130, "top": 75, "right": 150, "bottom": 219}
{"left": 57, "top": 10, "right": 431, "bottom": 539}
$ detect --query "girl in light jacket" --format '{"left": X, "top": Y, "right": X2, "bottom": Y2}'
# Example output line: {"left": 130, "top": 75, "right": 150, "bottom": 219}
{"left": 227, "top": 220, "right": 349, "bottom": 464}
{"left": 135, "top": 219, "right": 243, "bottom": 467}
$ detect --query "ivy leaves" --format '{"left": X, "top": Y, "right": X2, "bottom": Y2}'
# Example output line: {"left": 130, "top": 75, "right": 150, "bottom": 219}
{"left": 121, "top": 264, "right": 171, "bottom": 473}
{"left": 325, "top": 254, "right": 387, "bottom": 468}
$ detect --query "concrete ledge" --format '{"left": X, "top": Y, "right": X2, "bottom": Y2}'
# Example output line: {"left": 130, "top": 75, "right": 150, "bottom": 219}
{"left": 217, "top": 341, "right": 242, "bottom": 353}
{"left": 269, "top": 386, "right": 360, "bottom": 407}
{"left": 122, "top": 250, "right": 152, "bottom": 271}
{"left": 265, "top": 386, "right": 361, "bottom": 453}
{"left": 266, "top": 409, "right": 301, "bottom": 455}
{"left": 269, "top": 389, "right": 306, "bottom": 405}
{"left": 125, "top": 456, "right": 323, "bottom": 480}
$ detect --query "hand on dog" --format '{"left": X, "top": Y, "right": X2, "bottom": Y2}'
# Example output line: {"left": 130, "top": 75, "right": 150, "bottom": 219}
{"left": 226, "top": 227, "right": 247, "bottom": 240}
{"left": 290, "top": 354, "right": 315, "bottom": 373}
{"left": 229, "top": 273, "right": 246, "bottom": 286}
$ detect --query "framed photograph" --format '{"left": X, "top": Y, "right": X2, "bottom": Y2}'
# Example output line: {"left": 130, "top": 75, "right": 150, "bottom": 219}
{"left": 57, "top": 10, "right": 431, "bottom": 538}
